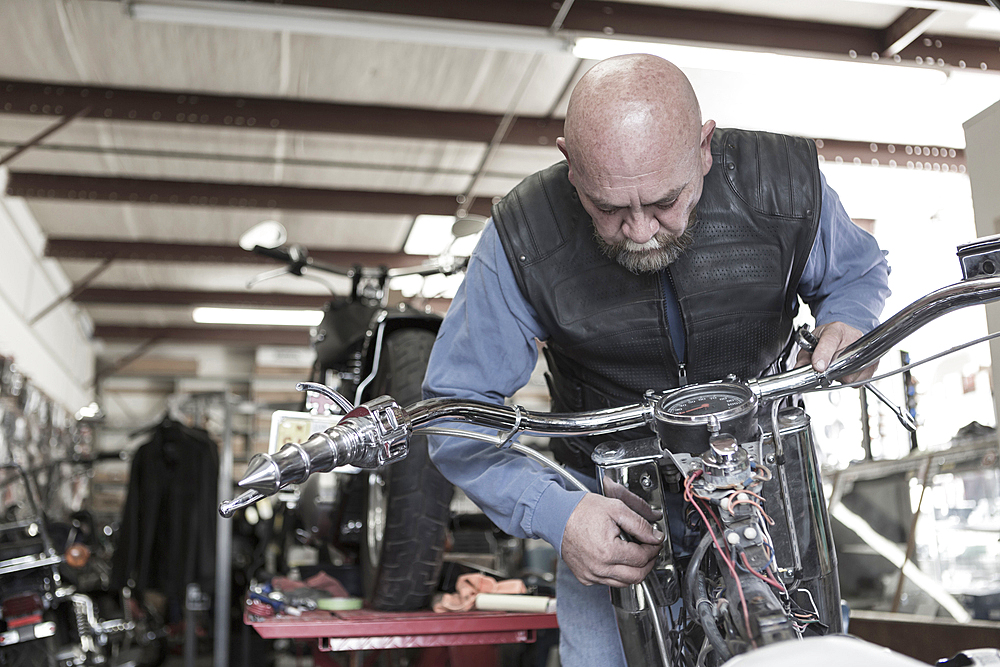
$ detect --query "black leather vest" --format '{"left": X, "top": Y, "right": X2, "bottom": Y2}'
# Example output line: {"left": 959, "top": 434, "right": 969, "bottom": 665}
{"left": 493, "top": 128, "right": 821, "bottom": 472}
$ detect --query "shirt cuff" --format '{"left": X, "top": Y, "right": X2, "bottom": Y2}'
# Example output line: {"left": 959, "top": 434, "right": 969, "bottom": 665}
{"left": 527, "top": 481, "right": 587, "bottom": 558}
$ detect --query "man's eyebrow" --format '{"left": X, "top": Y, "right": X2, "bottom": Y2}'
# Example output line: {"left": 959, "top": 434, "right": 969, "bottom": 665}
{"left": 590, "top": 196, "right": 623, "bottom": 210}
{"left": 588, "top": 183, "right": 687, "bottom": 209}
{"left": 646, "top": 186, "right": 685, "bottom": 206}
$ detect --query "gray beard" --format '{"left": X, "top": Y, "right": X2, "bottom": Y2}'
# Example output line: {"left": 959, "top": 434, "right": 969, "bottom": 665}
{"left": 594, "top": 211, "right": 697, "bottom": 274}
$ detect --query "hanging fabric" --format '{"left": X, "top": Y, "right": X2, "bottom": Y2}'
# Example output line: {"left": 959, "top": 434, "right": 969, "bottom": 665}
{"left": 111, "top": 417, "right": 219, "bottom": 609}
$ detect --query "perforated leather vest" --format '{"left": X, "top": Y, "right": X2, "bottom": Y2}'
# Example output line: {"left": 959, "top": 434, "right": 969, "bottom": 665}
{"left": 493, "top": 128, "right": 821, "bottom": 471}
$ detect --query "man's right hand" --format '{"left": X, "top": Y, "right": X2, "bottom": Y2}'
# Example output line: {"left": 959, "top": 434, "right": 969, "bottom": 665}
{"left": 560, "top": 492, "right": 665, "bottom": 587}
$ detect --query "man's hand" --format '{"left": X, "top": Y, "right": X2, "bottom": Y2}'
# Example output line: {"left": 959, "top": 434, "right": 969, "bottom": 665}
{"left": 560, "top": 493, "right": 664, "bottom": 587}
{"left": 795, "top": 321, "right": 876, "bottom": 383}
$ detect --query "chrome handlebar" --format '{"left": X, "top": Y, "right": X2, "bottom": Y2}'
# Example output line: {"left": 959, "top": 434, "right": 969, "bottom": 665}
{"left": 220, "top": 275, "right": 1000, "bottom": 518}
{"left": 751, "top": 275, "right": 1000, "bottom": 400}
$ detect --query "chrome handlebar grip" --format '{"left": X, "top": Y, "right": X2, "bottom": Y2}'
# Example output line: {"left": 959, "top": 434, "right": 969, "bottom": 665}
{"left": 224, "top": 396, "right": 411, "bottom": 512}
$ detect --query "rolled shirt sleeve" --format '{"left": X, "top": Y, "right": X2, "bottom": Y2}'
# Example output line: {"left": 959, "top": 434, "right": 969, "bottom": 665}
{"left": 798, "top": 173, "right": 891, "bottom": 333}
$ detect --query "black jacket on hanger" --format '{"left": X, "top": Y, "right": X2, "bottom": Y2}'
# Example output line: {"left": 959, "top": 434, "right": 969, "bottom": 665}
{"left": 112, "top": 418, "right": 219, "bottom": 606}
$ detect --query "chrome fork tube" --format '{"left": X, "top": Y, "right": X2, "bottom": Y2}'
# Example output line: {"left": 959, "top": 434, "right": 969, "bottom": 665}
{"left": 593, "top": 438, "right": 677, "bottom": 667}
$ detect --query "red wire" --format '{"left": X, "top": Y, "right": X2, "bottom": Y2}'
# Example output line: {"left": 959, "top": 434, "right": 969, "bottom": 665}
{"left": 684, "top": 471, "right": 757, "bottom": 649}
{"left": 737, "top": 489, "right": 767, "bottom": 503}
{"left": 728, "top": 497, "right": 775, "bottom": 525}
{"left": 739, "top": 551, "right": 784, "bottom": 589}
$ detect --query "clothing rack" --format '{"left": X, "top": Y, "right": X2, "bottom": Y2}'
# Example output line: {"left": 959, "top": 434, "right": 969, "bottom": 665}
{"left": 166, "top": 391, "right": 235, "bottom": 667}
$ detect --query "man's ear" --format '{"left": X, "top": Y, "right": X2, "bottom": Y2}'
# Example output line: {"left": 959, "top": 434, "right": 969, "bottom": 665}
{"left": 556, "top": 137, "right": 576, "bottom": 184}
{"left": 700, "top": 120, "right": 716, "bottom": 175}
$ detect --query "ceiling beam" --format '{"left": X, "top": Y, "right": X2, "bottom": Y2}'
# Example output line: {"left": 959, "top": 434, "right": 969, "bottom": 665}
{"left": 816, "top": 138, "right": 965, "bottom": 171}
{"left": 44, "top": 238, "right": 431, "bottom": 267}
{"left": 225, "top": 0, "right": 1000, "bottom": 70}
{"left": 6, "top": 171, "right": 495, "bottom": 217}
{"left": 0, "top": 78, "right": 562, "bottom": 148}
{"left": 75, "top": 286, "right": 452, "bottom": 311}
{"left": 4, "top": 5, "right": 1000, "bottom": 145}
{"left": 0, "top": 78, "right": 978, "bottom": 169}
{"left": 92, "top": 324, "right": 311, "bottom": 345}
{"left": 17, "top": 135, "right": 966, "bottom": 217}
{"left": 76, "top": 288, "right": 331, "bottom": 307}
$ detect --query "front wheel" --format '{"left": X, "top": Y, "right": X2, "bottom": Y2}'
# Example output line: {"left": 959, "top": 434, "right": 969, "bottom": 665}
{"left": 361, "top": 328, "right": 453, "bottom": 611}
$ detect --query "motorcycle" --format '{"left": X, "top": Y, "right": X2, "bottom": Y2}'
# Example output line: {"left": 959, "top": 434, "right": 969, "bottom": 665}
{"left": 221, "top": 234, "right": 1000, "bottom": 665}
{"left": 0, "top": 458, "right": 166, "bottom": 667}
{"left": 237, "top": 219, "right": 481, "bottom": 611}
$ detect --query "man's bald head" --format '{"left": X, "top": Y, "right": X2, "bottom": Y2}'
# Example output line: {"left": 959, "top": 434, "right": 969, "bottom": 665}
{"left": 562, "top": 54, "right": 703, "bottom": 183}
{"left": 556, "top": 55, "right": 715, "bottom": 273}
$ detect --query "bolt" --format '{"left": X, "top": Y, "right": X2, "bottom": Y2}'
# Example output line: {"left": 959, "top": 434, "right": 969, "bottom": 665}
{"left": 640, "top": 472, "right": 653, "bottom": 490}
{"left": 765, "top": 453, "right": 776, "bottom": 465}
{"left": 727, "top": 532, "right": 741, "bottom": 545}
{"left": 744, "top": 527, "right": 758, "bottom": 540}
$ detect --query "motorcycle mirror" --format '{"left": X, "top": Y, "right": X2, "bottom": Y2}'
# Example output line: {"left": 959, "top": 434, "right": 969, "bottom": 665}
{"left": 451, "top": 215, "right": 487, "bottom": 239}
{"left": 239, "top": 220, "right": 288, "bottom": 251}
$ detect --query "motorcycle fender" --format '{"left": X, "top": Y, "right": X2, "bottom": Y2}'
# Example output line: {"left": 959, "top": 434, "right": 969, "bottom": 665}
{"left": 356, "top": 308, "right": 442, "bottom": 401}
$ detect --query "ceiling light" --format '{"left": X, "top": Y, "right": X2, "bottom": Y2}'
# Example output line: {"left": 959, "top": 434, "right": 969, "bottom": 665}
{"left": 573, "top": 38, "right": 949, "bottom": 87}
{"left": 126, "top": 0, "right": 573, "bottom": 53}
{"left": 404, "top": 215, "right": 457, "bottom": 255}
{"left": 192, "top": 307, "right": 323, "bottom": 326}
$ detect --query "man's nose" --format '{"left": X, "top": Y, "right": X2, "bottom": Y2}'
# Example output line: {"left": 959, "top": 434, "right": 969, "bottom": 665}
{"left": 622, "top": 208, "right": 658, "bottom": 244}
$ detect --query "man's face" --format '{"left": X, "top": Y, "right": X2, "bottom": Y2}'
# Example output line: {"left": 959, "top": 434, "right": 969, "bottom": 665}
{"left": 563, "top": 121, "right": 714, "bottom": 274}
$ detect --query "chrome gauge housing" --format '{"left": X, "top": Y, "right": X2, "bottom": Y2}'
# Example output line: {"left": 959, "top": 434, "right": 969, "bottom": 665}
{"left": 652, "top": 382, "right": 758, "bottom": 455}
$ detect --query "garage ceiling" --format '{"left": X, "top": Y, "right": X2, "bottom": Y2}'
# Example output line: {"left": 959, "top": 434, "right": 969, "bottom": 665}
{"left": 1, "top": 0, "right": 999, "bottom": 362}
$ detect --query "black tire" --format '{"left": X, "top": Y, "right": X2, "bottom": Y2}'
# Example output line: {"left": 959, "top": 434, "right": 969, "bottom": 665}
{"left": 362, "top": 328, "right": 454, "bottom": 611}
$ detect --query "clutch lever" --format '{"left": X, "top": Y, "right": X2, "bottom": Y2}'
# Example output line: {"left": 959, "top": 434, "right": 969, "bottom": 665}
{"left": 245, "top": 266, "right": 294, "bottom": 289}
{"left": 863, "top": 382, "right": 918, "bottom": 433}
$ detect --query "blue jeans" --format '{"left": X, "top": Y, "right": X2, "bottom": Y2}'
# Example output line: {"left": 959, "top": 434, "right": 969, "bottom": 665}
{"left": 555, "top": 468, "right": 628, "bottom": 667}
{"left": 556, "top": 555, "right": 628, "bottom": 667}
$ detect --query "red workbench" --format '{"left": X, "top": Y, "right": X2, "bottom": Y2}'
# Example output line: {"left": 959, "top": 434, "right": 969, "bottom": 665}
{"left": 246, "top": 606, "right": 559, "bottom": 666}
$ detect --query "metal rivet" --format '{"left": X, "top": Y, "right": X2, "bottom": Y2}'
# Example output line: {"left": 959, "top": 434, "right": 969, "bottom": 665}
{"left": 519, "top": 255, "right": 527, "bottom": 262}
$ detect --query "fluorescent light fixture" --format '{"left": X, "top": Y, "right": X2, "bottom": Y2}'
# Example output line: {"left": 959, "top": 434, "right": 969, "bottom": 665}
{"left": 404, "top": 214, "right": 485, "bottom": 256}
{"left": 192, "top": 307, "right": 323, "bottom": 326}
{"left": 573, "top": 37, "right": 949, "bottom": 86}
{"left": 404, "top": 215, "right": 456, "bottom": 255}
{"left": 126, "top": 0, "right": 573, "bottom": 53}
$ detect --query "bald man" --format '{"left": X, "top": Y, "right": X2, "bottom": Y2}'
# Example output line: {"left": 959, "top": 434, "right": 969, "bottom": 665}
{"left": 423, "top": 55, "right": 888, "bottom": 665}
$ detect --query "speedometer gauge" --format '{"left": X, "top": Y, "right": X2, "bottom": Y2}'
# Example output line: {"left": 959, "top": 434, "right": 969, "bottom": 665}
{"left": 653, "top": 382, "right": 758, "bottom": 455}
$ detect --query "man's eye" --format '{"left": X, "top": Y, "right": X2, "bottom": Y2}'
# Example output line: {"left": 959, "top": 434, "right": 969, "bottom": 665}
{"left": 653, "top": 200, "right": 677, "bottom": 210}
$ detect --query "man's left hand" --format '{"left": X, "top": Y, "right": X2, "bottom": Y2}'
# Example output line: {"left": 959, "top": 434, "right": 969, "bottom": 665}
{"left": 794, "top": 321, "right": 876, "bottom": 384}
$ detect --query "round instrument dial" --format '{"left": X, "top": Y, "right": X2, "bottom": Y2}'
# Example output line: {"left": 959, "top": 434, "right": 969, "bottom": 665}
{"left": 653, "top": 382, "right": 758, "bottom": 454}
{"left": 662, "top": 390, "right": 748, "bottom": 417}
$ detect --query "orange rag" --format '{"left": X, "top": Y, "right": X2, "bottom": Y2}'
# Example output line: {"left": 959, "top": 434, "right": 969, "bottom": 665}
{"left": 432, "top": 573, "right": 528, "bottom": 613}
